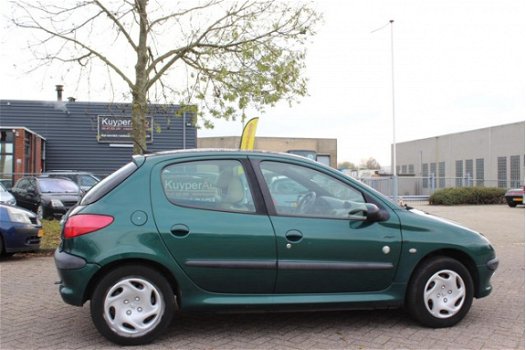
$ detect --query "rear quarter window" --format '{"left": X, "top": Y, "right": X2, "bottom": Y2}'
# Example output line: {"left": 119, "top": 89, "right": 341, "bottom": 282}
{"left": 81, "top": 162, "right": 137, "bottom": 205}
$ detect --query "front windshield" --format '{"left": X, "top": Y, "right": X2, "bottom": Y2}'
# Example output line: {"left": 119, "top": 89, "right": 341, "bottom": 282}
{"left": 38, "top": 178, "right": 79, "bottom": 193}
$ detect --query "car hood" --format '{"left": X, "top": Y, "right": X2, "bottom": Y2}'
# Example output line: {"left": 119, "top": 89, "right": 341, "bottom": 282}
{"left": 408, "top": 208, "right": 482, "bottom": 236}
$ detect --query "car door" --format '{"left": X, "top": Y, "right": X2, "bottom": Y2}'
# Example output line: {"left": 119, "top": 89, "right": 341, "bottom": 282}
{"left": 252, "top": 158, "right": 402, "bottom": 294}
{"left": 11, "top": 178, "right": 33, "bottom": 210}
{"left": 151, "top": 156, "right": 277, "bottom": 294}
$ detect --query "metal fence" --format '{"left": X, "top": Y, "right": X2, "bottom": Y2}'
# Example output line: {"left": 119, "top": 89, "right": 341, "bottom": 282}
{"left": 361, "top": 176, "right": 523, "bottom": 203}
{"left": 2, "top": 171, "right": 523, "bottom": 203}
{"left": 0, "top": 171, "right": 111, "bottom": 189}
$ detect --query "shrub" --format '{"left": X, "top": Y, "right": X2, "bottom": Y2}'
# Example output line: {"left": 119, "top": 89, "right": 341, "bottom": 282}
{"left": 429, "top": 187, "right": 506, "bottom": 205}
{"left": 41, "top": 219, "right": 62, "bottom": 250}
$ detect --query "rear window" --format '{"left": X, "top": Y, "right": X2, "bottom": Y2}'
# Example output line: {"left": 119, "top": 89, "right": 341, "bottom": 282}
{"left": 38, "top": 178, "right": 79, "bottom": 193}
{"left": 81, "top": 162, "right": 137, "bottom": 205}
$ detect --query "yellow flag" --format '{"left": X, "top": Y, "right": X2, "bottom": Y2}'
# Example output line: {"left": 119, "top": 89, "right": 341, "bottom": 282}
{"left": 239, "top": 117, "right": 259, "bottom": 150}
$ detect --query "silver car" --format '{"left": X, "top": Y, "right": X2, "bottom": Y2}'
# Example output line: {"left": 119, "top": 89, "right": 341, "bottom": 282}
{"left": 0, "top": 182, "right": 16, "bottom": 206}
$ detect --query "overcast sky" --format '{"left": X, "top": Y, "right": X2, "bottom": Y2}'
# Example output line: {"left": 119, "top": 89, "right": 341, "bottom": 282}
{"left": 1, "top": 0, "right": 525, "bottom": 166}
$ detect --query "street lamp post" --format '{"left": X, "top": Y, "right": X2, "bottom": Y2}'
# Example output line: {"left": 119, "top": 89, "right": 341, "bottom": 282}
{"left": 371, "top": 20, "right": 398, "bottom": 201}
{"left": 390, "top": 20, "right": 398, "bottom": 202}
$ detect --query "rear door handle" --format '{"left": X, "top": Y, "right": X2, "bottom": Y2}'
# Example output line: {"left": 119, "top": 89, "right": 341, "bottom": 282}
{"left": 285, "top": 230, "right": 303, "bottom": 242}
{"left": 170, "top": 224, "right": 190, "bottom": 237}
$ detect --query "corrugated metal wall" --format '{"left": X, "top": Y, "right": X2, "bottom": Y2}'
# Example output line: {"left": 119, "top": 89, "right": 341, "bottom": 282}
{"left": 0, "top": 100, "right": 196, "bottom": 176}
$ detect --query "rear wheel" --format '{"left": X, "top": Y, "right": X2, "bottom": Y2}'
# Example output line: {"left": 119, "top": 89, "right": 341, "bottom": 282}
{"left": 90, "top": 265, "right": 176, "bottom": 345}
{"left": 406, "top": 256, "right": 473, "bottom": 328}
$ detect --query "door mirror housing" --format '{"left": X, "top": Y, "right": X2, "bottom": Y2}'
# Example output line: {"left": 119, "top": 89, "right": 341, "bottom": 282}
{"left": 349, "top": 203, "right": 387, "bottom": 222}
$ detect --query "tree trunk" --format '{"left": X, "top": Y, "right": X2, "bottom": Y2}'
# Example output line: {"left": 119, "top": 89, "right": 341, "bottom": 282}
{"left": 131, "top": 91, "right": 147, "bottom": 155}
{"left": 131, "top": 0, "right": 149, "bottom": 155}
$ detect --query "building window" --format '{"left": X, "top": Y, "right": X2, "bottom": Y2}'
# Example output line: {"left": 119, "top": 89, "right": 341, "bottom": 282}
{"left": 408, "top": 164, "right": 414, "bottom": 174}
{"left": 476, "top": 158, "right": 484, "bottom": 187}
{"left": 430, "top": 162, "right": 437, "bottom": 189}
{"left": 422, "top": 163, "right": 429, "bottom": 188}
{"left": 497, "top": 156, "right": 507, "bottom": 188}
{"left": 438, "top": 162, "right": 446, "bottom": 188}
{"left": 401, "top": 165, "right": 407, "bottom": 174}
{"left": 510, "top": 155, "right": 521, "bottom": 188}
{"left": 0, "top": 130, "right": 14, "bottom": 187}
{"left": 465, "top": 159, "right": 473, "bottom": 185}
{"left": 24, "top": 132, "right": 33, "bottom": 175}
{"left": 455, "top": 160, "right": 463, "bottom": 187}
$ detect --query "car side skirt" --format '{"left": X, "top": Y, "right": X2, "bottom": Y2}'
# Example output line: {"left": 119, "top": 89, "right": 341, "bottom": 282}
{"left": 178, "top": 282, "right": 406, "bottom": 312}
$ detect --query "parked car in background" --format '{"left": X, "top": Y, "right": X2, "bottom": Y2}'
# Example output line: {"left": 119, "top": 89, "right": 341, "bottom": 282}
{"left": 504, "top": 187, "right": 525, "bottom": 207}
{"left": 0, "top": 182, "right": 16, "bottom": 206}
{"left": 11, "top": 177, "right": 81, "bottom": 219}
{"left": 55, "top": 150, "right": 498, "bottom": 345}
{"left": 0, "top": 204, "right": 42, "bottom": 256}
{"left": 41, "top": 170, "right": 100, "bottom": 192}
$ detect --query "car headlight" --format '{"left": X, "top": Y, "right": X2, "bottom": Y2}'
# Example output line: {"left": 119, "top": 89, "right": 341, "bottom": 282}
{"left": 7, "top": 206, "right": 32, "bottom": 224}
{"left": 51, "top": 199, "right": 64, "bottom": 208}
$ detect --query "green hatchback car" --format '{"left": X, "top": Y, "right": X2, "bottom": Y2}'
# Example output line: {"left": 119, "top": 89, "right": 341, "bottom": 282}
{"left": 55, "top": 150, "right": 498, "bottom": 345}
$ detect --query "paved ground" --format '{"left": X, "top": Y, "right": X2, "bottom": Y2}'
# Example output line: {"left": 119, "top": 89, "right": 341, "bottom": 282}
{"left": 0, "top": 204, "right": 524, "bottom": 349}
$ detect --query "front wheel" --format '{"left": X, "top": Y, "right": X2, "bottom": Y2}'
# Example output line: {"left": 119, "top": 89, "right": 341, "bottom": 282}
{"left": 90, "top": 265, "right": 176, "bottom": 345}
{"left": 406, "top": 256, "right": 473, "bottom": 328}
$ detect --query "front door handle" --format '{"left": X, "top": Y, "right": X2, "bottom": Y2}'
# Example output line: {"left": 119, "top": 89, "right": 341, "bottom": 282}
{"left": 285, "top": 229, "right": 303, "bottom": 242}
{"left": 170, "top": 224, "right": 190, "bottom": 237}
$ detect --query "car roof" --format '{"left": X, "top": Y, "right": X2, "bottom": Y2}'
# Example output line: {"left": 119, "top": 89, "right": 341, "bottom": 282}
{"left": 139, "top": 148, "right": 319, "bottom": 164}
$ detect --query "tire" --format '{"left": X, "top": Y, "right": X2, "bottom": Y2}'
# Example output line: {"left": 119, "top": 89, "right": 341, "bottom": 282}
{"left": 406, "top": 256, "right": 473, "bottom": 328}
{"left": 90, "top": 265, "right": 176, "bottom": 345}
{"left": 508, "top": 202, "right": 517, "bottom": 208}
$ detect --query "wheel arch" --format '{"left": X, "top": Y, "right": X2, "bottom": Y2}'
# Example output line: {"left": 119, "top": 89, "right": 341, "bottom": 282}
{"left": 83, "top": 258, "right": 181, "bottom": 306}
{"left": 407, "top": 249, "right": 480, "bottom": 298}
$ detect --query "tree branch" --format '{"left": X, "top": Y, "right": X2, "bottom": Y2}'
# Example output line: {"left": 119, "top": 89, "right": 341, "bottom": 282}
{"left": 93, "top": 0, "right": 137, "bottom": 51}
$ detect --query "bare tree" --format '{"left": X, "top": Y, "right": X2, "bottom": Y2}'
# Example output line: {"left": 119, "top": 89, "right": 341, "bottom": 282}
{"left": 9, "top": 0, "right": 321, "bottom": 154}
{"left": 338, "top": 161, "right": 357, "bottom": 170}
{"left": 360, "top": 157, "right": 381, "bottom": 170}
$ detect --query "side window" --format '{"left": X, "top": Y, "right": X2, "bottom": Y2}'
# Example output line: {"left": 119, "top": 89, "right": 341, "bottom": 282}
{"left": 161, "top": 159, "right": 255, "bottom": 213}
{"left": 260, "top": 161, "right": 365, "bottom": 219}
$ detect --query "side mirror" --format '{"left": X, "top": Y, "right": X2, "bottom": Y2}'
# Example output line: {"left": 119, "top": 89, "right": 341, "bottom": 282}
{"left": 349, "top": 203, "right": 385, "bottom": 222}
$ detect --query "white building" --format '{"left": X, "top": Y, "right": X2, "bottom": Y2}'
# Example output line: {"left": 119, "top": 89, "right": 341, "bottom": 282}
{"left": 393, "top": 122, "right": 524, "bottom": 196}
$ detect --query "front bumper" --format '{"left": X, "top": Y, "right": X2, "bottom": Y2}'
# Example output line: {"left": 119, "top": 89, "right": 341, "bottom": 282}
{"left": 2, "top": 223, "right": 41, "bottom": 253}
{"left": 475, "top": 257, "right": 499, "bottom": 298}
{"left": 54, "top": 249, "right": 100, "bottom": 306}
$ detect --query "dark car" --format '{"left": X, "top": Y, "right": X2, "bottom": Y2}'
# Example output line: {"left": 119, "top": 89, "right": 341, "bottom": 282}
{"left": 41, "top": 170, "right": 100, "bottom": 192}
{"left": 504, "top": 187, "right": 524, "bottom": 207}
{"left": 11, "top": 177, "right": 81, "bottom": 219}
{"left": 0, "top": 204, "right": 43, "bottom": 256}
{"left": 55, "top": 150, "right": 498, "bottom": 345}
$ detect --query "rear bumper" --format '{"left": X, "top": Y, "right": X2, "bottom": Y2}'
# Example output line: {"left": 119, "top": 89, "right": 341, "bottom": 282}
{"left": 54, "top": 249, "right": 99, "bottom": 306}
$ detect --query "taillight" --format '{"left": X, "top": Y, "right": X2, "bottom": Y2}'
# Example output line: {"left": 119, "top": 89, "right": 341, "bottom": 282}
{"left": 63, "top": 214, "right": 114, "bottom": 238}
